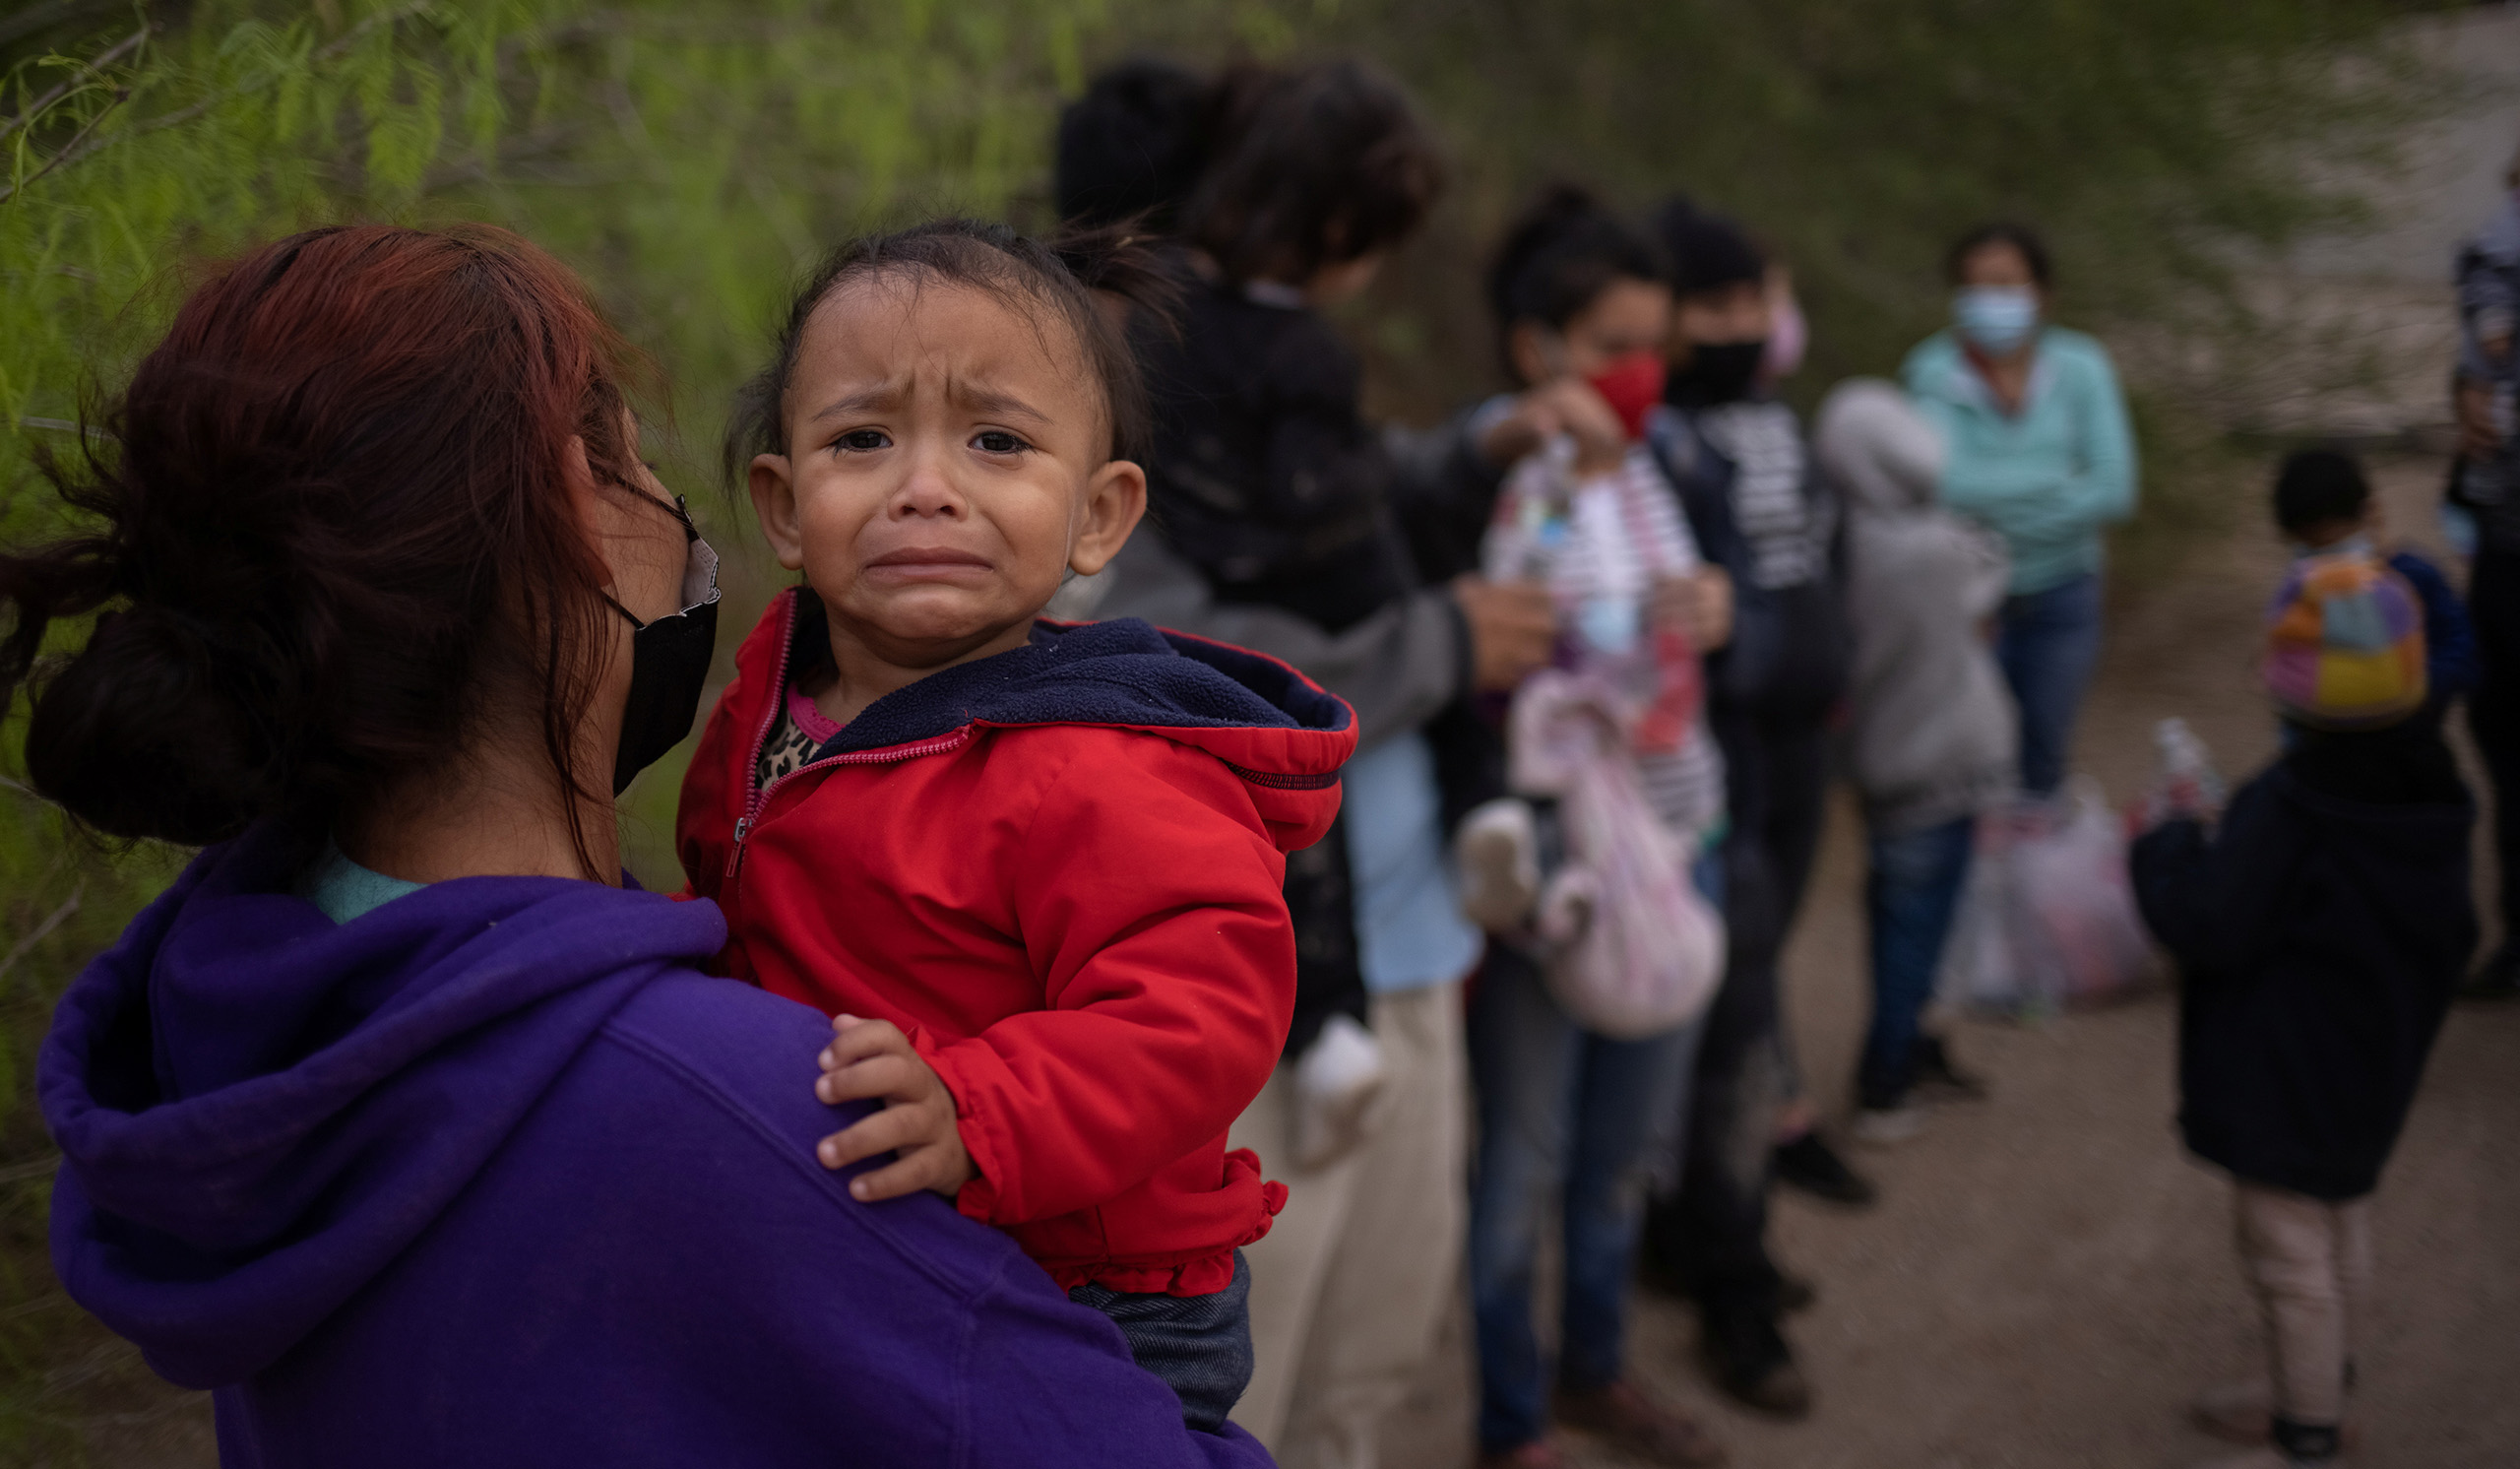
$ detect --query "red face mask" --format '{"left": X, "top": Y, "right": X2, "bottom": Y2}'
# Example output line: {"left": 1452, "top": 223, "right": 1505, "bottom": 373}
{"left": 1585, "top": 351, "right": 1669, "bottom": 442}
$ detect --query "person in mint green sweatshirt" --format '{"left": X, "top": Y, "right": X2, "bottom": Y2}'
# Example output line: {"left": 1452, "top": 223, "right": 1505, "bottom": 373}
{"left": 1902, "top": 222, "right": 2138, "bottom": 796}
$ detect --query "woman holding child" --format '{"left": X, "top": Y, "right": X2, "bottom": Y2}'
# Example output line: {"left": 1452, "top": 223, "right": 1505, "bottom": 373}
{"left": 15, "top": 223, "right": 1275, "bottom": 1465}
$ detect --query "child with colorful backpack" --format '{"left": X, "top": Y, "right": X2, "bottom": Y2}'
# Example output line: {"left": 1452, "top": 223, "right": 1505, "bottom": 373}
{"left": 2129, "top": 454, "right": 2478, "bottom": 1469}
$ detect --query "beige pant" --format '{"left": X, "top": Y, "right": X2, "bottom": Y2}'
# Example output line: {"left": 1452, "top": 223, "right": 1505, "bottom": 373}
{"left": 1228, "top": 981, "right": 1467, "bottom": 1469}
{"left": 2234, "top": 1182, "right": 2374, "bottom": 1428}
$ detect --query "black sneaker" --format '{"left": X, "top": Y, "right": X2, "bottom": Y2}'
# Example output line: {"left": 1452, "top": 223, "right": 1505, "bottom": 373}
{"left": 1772, "top": 1131, "right": 1876, "bottom": 1208}
{"left": 2461, "top": 941, "right": 2520, "bottom": 1001}
{"left": 1697, "top": 1300, "right": 1812, "bottom": 1419}
{"left": 1910, "top": 1034, "right": 1989, "bottom": 1100}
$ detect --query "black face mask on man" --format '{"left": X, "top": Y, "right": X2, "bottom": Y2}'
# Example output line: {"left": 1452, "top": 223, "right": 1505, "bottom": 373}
{"left": 603, "top": 485, "right": 722, "bottom": 797}
{"left": 1665, "top": 339, "right": 1771, "bottom": 408}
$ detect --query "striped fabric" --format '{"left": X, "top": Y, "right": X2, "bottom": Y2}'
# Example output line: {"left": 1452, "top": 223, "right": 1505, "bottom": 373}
{"left": 1484, "top": 440, "right": 1729, "bottom": 844}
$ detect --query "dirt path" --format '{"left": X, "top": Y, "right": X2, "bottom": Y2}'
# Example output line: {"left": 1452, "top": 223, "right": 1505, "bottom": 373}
{"left": 1438, "top": 453, "right": 2519, "bottom": 1469}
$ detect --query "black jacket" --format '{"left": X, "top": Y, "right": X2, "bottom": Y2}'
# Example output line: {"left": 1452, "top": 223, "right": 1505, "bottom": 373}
{"left": 1647, "top": 402, "right": 1849, "bottom": 720}
{"left": 1133, "top": 267, "right": 1500, "bottom": 1055}
{"left": 2131, "top": 736, "right": 2476, "bottom": 1199}
{"left": 1138, "top": 272, "right": 1414, "bottom": 634}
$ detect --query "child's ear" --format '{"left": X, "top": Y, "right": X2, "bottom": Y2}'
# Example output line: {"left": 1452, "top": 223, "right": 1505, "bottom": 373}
{"left": 1069, "top": 459, "right": 1148, "bottom": 577}
{"left": 749, "top": 453, "right": 806, "bottom": 573}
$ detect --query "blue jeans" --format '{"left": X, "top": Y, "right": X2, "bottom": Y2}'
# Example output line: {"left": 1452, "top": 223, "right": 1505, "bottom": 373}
{"left": 1069, "top": 1249, "right": 1252, "bottom": 1432}
{"left": 1858, "top": 816, "right": 1976, "bottom": 1108}
{"left": 1466, "top": 862, "right": 1716, "bottom": 1451}
{"left": 1995, "top": 571, "right": 2105, "bottom": 797}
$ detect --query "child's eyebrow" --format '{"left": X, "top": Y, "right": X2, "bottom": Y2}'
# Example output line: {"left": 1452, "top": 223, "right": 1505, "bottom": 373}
{"left": 808, "top": 385, "right": 899, "bottom": 422}
{"left": 804, "top": 382, "right": 1052, "bottom": 428}
{"left": 954, "top": 385, "right": 1052, "bottom": 427}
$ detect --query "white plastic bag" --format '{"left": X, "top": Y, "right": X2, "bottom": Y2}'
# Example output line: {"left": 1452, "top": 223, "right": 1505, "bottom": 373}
{"left": 1508, "top": 671, "right": 1725, "bottom": 1039}
{"left": 1937, "top": 778, "right": 2158, "bottom": 1016}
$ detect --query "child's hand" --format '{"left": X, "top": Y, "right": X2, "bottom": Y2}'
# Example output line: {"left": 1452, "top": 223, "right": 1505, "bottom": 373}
{"left": 812, "top": 1015, "right": 977, "bottom": 1203}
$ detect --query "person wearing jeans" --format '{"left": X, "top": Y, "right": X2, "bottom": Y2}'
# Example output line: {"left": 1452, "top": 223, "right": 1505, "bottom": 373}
{"left": 1467, "top": 862, "right": 1725, "bottom": 1469}
{"left": 1993, "top": 571, "right": 2108, "bottom": 797}
{"left": 1903, "top": 223, "right": 2137, "bottom": 798}
{"left": 1814, "top": 379, "right": 2022, "bottom": 1132}
{"left": 1857, "top": 818, "right": 1975, "bottom": 1103}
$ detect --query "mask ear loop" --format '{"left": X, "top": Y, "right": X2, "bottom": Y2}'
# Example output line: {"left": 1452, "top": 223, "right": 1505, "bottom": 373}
{"left": 601, "top": 480, "right": 707, "bottom": 629}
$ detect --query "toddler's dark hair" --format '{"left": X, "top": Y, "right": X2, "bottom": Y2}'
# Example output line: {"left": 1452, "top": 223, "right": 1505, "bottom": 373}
{"left": 725, "top": 219, "right": 1176, "bottom": 483}
{"left": 1054, "top": 58, "right": 1215, "bottom": 231}
{"left": 1946, "top": 221, "right": 2053, "bottom": 288}
{"left": 1486, "top": 184, "right": 1669, "bottom": 378}
{"left": 1651, "top": 195, "right": 1765, "bottom": 299}
{"left": 2274, "top": 448, "right": 2372, "bottom": 535}
{"left": 1183, "top": 58, "right": 1443, "bottom": 286}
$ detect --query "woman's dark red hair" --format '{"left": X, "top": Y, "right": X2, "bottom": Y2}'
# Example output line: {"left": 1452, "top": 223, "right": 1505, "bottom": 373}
{"left": 0, "top": 224, "right": 643, "bottom": 862}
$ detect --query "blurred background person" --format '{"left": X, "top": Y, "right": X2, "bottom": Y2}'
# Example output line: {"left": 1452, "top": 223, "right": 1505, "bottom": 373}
{"left": 1055, "top": 56, "right": 1560, "bottom": 1469}
{"left": 1457, "top": 184, "right": 1732, "bottom": 1469}
{"left": 1902, "top": 223, "right": 2139, "bottom": 798}
{"left": 1638, "top": 197, "right": 1851, "bottom": 1420}
{"left": 1813, "top": 380, "right": 2012, "bottom": 1142}
{"left": 2449, "top": 138, "right": 2520, "bottom": 999}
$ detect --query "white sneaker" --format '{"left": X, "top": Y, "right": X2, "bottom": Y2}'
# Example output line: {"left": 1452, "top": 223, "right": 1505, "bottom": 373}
{"left": 1289, "top": 1014, "right": 1386, "bottom": 1171}
{"left": 1456, "top": 798, "right": 1541, "bottom": 932}
{"left": 1852, "top": 1104, "right": 1927, "bottom": 1145}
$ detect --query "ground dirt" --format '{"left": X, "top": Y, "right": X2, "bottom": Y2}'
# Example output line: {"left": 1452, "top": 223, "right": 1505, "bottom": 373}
{"left": 55, "top": 459, "right": 2520, "bottom": 1469}
{"left": 1377, "top": 453, "right": 2520, "bottom": 1469}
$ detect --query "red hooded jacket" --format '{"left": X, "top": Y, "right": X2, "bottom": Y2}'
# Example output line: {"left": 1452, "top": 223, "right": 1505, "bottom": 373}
{"left": 678, "top": 590, "right": 1355, "bottom": 1295}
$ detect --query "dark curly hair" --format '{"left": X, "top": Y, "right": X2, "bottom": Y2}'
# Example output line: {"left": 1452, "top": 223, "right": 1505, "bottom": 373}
{"left": 1181, "top": 58, "right": 1443, "bottom": 287}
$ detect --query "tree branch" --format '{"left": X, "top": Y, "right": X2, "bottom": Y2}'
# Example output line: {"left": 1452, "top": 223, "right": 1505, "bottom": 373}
{"left": 0, "top": 83, "right": 124, "bottom": 202}
{"left": 0, "top": 22, "right": 151, "bottom": 147}
{"left": 0, "top": 0, "right": 435, "bottom": 206}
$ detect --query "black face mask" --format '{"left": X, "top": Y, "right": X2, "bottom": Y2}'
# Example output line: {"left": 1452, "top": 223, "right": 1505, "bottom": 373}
{"left": 604, "top": 487, "right": 722, "bottom": 797}
{"left": 1666, "top": 339, "right": 1770, "bottom": 408}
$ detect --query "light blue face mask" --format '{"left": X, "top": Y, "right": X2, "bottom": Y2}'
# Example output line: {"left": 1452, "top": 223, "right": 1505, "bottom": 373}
{"left": 1953, "top": 286, "right": 2040, "bottom": 354}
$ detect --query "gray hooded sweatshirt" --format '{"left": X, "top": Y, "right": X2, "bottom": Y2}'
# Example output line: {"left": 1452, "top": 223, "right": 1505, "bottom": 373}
{"left": 1816, "top": 379, "right": 2019, "bottom": 834}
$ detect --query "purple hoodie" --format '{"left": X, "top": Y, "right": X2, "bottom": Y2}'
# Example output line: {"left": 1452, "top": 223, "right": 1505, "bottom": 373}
{"left": 40, "top": 821, "right": 1275, "bottom": 1468}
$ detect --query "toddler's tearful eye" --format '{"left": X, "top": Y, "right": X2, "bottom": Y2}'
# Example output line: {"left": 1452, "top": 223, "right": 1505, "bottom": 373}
{"left": 974, "top": 431, "right": 1026, "bottom": 454}
{"left": 836, "top": 429, "right": 889, "bottom": 452}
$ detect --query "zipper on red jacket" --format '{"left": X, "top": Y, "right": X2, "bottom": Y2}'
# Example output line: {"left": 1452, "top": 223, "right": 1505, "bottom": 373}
{"left": 722, "top": 596, "right": 976, "bottom": 888}
{"left": 724, "top": 591, "right": 801, "bottom": 882}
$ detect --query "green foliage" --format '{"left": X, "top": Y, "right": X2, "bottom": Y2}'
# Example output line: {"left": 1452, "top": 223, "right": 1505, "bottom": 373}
{"left": 1236, "top": 0, "right": 2439, "bottom": 419}
{"left": 0, "top": 0, "right": 2447, "bottom": 1455}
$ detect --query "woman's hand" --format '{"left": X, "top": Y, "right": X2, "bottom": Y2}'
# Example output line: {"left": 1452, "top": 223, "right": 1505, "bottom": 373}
{"left": 1476, "top": 379, "right": 1630, "bottom": 477}
{"left": 813, "top": 1015, "right": 977, "bottom": 1203}
{"left": 1453, "top": 575, "right": 1559, "bottom": 691}
{"left": 1652, "top": 566, "right": 1733, "bottom": 653}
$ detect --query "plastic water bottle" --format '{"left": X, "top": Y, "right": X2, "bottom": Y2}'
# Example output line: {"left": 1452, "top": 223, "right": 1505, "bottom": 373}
{"left": 2152, "top": 717, "right": 2225, "bottom": 818}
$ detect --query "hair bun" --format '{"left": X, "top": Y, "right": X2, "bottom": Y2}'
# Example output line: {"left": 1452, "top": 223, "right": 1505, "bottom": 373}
{"left": 24, "top": 601, "right": 281, "bottom": 845}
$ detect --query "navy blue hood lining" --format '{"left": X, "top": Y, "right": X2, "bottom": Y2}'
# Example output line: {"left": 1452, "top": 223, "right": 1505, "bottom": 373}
{"left": 782, "top": 592, "right": 1350, "bottom": 759}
